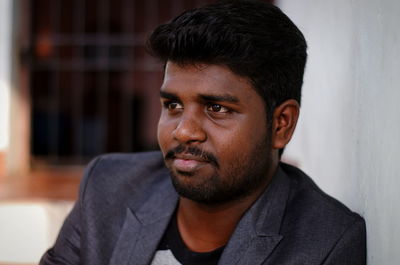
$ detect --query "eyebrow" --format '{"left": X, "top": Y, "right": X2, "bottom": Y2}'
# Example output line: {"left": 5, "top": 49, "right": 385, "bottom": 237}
{"left": 199, "top": 94, "right": 239, "bottom": 103}
{"left": 160, "top": 91, "right": 179, "bottom": 100}
{"left": 159, "top": 91, "right": 240, "bottom": 104}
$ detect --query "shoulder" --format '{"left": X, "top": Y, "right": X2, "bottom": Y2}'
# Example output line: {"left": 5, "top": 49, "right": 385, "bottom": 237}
{"left": 84, "top": 150, "right": 166, "bottom": 180}
{"left": 44, "top": 151, "right": 176, "bottom": 264}
{"left": 79, "top": 151, "right": 170, "bottom": 206}
{"left": 86, "top": 151, "right": 165, "bottom": 174}
{"left": 281, "top": 162, "right": 363, "bottom": 227}
{"left": 276, "top": 163, "right": 366, "bottom": 263}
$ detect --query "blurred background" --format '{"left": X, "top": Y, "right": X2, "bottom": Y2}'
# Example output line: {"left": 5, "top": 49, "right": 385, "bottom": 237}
{"left": 1, "top": 0, "right": 400, "bottom": 264}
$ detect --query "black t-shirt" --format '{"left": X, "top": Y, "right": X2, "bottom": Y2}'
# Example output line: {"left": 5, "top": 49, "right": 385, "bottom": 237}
{"left": 150, "top": 214, "right": 225, "bottom": 265}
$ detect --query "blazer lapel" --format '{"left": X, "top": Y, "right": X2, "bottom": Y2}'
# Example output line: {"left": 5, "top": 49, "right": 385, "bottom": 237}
{"left": 219, "top": 166, "right": 290, "bottom": 265}
{"left": 109, "top": 164, "right": 291, "bottom": 265}
{"left": 109, "top": 172, "right": 179, "bottom": 265}
{"left": 218, "top": 213, "right": 283, "bottom": 265}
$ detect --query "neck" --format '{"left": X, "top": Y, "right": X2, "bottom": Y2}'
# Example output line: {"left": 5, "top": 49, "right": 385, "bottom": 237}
{"left": 176, "top": 163, "right": 277, "bottom": 252}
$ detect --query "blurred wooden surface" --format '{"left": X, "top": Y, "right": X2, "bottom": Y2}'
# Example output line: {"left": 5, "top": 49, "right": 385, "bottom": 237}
{"left": 0, "top": 166, "right": 82, "bottom": 201}
{"left": 0, "top": 263, "right": 35, "bottom": 265}
{"left": 0, "top": 152, "right": 5, "bottom": 179}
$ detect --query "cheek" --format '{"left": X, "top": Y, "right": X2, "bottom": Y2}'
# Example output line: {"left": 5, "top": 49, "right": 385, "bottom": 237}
{"left": 209, "top": 128, "right": 246, "bottom": 157}
{"left": 211, "top": 119, "right": 267, "bottom": 160}
{"left": 157, "top": 118, "right": 174, "bottom": 154}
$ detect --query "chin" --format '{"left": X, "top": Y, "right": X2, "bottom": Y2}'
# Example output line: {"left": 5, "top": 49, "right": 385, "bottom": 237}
{"left": 169, "top": 171, "right": 252, "bottom": 205}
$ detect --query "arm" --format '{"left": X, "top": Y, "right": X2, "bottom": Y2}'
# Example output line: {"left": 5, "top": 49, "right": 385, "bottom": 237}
{"left": 39, "top": 157, "right": 102, "bottom": 265}
{"left": 39, "top": 202, "right": 82, "bottom": 265}
{"left": 322, "top": 218, "right": 367, "bottom": 265}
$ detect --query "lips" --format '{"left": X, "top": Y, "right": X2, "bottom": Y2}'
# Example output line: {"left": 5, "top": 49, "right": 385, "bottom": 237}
{"left": 172, "top": 153, "right": 209, "bottom": 172}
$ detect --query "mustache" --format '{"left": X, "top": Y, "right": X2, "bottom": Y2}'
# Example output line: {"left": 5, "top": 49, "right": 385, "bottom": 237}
{"left": 165, "top": 145, "right": 219, "bottom": 168}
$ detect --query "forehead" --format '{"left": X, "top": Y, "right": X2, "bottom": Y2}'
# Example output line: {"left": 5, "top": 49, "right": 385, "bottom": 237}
{"left": 161, "top": 62, "right": 263, "bottom": 103}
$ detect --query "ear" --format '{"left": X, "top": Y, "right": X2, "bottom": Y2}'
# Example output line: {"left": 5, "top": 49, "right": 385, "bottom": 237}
{"left": 271, "top": 99, "right": 300, "bottom": 149}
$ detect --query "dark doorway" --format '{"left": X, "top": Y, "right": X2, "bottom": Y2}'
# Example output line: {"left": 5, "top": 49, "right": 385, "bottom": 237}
{"left": 25, "top": 0, "right": 273, "bottom": 166}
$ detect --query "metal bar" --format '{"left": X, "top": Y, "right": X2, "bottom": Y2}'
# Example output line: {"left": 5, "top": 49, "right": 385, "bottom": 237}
{"left": 172, "top": 0, "right": 184, "bottom": 16}
{"left": 97, "top": 0, "right": 109, "bottom": 154}
{"left": 48, "top": 0, "right": 61, "bottom": 163}
{"left": 120, "top": 0, "right": 133, "bottom": 152}
{"left": 145, "top": 0, "right": 158, "bottom": 34}
{"left": 73, "top": 0, "right": 85, "bottom": 163}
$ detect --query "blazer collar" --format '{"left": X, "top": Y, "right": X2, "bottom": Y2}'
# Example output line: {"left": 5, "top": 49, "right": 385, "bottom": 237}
{"left": 110, "top": 168, "right": 179, "bottom": 265}
{"left": 219, "top": 165, "right": 291, "bottom": 265}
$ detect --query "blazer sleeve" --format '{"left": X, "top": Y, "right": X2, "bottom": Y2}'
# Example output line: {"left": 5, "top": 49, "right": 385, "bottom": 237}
{"left": 39, "top": 156, "right": 102, "bottom": 265}
{"left": 322, "top": 218, "right": 367, "bottom": 265}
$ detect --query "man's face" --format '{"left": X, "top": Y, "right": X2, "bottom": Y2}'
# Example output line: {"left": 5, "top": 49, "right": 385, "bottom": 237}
{"left": 158, "top": 62, "right": 274, "bottom": 204}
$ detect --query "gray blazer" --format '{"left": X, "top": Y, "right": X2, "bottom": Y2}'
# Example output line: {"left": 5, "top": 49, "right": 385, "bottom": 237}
{"left": 40, "top": 151, "right": 366, "bottom": 265}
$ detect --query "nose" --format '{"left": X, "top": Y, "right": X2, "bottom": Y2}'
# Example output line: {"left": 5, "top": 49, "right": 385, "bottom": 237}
{"left": 172, "top": 114, "right": 207, "bottom": 144}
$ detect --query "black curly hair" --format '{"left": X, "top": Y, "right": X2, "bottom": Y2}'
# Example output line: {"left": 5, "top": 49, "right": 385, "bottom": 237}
{"left": 148, "top": 0, "right": 307, "bottom": 131}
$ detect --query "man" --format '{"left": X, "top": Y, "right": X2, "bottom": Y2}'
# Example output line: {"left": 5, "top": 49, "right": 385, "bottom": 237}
{"left": 41, "top": 1, "right": 366, "bottom": 264}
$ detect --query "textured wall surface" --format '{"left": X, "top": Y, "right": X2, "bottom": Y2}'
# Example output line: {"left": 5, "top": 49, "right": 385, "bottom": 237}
{"left": 278, "top": 0, "right": 400, "bottom": 264}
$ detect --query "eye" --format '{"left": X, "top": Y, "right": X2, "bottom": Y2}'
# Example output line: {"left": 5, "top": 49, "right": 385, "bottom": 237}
{"left": 163, "top": 101, "right": 183, "bottom": 111}
{"left": 206, "top": 103, "right": 230, "bottom": 113}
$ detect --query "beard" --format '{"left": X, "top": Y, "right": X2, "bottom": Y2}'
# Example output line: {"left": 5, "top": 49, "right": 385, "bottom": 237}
{"left": 164, "top": 135, "right": 273, "bottom": 205}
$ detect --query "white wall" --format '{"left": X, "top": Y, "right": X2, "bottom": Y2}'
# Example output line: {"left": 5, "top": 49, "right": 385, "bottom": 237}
{"left": 0, "top": 201, "right": 73, "bottom": 263}
{"left": 279, "top": 0, "right": 400, "bottom": 264}
{"left": 0, "top": 0, "right": 12, "bottom": 151}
